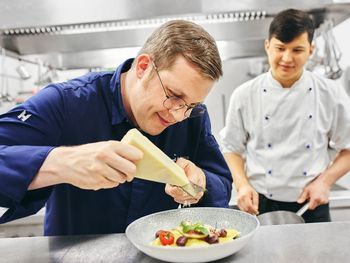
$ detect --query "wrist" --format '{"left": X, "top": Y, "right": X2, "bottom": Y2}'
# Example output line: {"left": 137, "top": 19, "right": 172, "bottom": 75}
{"left": 39, "top": 147, "right": 68, "bottom": 185}
{"left": 234, "top": 178, "right": 250, "bottom": 192}
{"left": 316, "top": 171, "right": 334, "bottom": 188}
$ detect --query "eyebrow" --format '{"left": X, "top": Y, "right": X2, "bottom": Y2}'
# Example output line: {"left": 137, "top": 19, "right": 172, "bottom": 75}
{"left": 274, "top": 43, "right": 307, "bottom": 50}
{"left": 167, "top": 86, "right": 203, "bottom": 105}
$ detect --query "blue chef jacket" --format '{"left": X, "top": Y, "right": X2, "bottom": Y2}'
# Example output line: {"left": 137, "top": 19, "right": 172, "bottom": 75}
{"left": 0, "top": 59, "right": 232, "bottom": 236}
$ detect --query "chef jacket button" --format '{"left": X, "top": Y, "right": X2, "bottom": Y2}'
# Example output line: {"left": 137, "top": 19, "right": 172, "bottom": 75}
{"left": 309, "top": 114, "right": 313, "bottom": 119}
{"left": 268, "top": 170, "right": 272, "bottom": 175}
{"left": 263, "top": 89, "right": 267, "bottom": 92}
{"left": 308, "top": 87, "right": 312, "bottom": 92}
{"left": 306, "top": 144, "right": 311, "bottom": 149}
{"left": 265, "top": 116, "right": 269, "bottom": 120}
{"left": 267, "top": 143, "right": 272, "bottom": 148}
{"left": 303, "top": 171, "right": 307, "bottom": 176}
{"left": 269, "top": 193, "right": 273, "bottom": 198}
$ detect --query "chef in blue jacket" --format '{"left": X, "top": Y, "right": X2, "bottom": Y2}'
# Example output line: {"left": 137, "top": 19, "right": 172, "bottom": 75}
{"left": 0, "top": 20, "right": 232, "bottom": 235}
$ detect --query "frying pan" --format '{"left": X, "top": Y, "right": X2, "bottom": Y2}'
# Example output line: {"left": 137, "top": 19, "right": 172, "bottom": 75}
{"left": 257, "top": 202, "right": 308, "bottom": 225}
{"left": 257, "top": 196, "right": 348, "bottom": 226}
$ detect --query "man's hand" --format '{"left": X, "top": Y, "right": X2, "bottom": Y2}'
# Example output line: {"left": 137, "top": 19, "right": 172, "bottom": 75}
{"left": 298, "top": 150, "right": 350, "bottom": 210}
{"left": 236, "top": 184, "right": 259, "bottom": 215}
{"left": 29, "top": 141, "right": 143, "bottom": 191}
{"left": 297, "top": 176, "right": 331, "bottom": 210}
{"left": 165, "top": 158, "right": 206, "bottom": 205}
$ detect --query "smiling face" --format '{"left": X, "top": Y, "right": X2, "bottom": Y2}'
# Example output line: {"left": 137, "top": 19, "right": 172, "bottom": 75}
{"left": 265, "top": 32, "right": 314, "bottom": 87}
{"left": 125, "top": 54, "right": 213, "bottom": 135}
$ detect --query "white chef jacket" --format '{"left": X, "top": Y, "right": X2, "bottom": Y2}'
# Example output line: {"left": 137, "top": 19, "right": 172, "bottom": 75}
{"left": 219, "top": 70, "right": 350, "bottom": 201}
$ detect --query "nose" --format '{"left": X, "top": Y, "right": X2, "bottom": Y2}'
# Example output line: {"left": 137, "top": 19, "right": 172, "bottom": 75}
{"left": 169, "top": 108, "right": 186, "bottom": 122}
{"left": 281, "top": 50, "right": 293, "bottom": 62}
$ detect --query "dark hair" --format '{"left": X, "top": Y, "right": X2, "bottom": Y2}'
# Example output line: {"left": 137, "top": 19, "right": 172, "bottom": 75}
{"left": 269, "top": 9, "right": 315, "bottom": 43}
{"left": 137, "top": 20, "right": 223, "bottom": 81}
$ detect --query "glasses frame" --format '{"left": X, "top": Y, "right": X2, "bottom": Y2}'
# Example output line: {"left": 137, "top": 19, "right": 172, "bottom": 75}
{"left": 151, "top": 61, "right": 205, "bottom": 118}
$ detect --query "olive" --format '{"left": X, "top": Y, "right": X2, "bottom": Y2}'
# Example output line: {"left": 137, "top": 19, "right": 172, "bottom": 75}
{"left": 204, "top": 234, "right": 219, "bottom": 244}
{"left": 218, "top": 229, "right": 227, "bottom": 237}
{"left": 155, "top": 230, "right": 162, "bottom": 238}
{"left": 176, "top": 236, "right": 188, "bottom": 246}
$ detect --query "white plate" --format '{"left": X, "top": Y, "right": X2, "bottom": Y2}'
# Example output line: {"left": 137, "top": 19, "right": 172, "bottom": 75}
{"left": 126, "top": 207, "right": 259, "bottom": 263}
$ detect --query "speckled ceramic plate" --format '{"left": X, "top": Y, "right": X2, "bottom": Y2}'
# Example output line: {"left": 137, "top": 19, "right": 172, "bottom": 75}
{"left": 126, "top": 207, "right": 259, "bottom": 263}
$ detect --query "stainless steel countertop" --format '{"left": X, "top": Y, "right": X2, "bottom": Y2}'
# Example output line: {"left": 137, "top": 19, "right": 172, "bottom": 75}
{"left": 0, "top": 221, "right": 349, "bottom": 262}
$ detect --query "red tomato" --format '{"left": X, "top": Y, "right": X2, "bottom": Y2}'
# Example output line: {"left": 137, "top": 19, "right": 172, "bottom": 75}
{"left": 158, "top": 230, "right": 175, "bottom": 246}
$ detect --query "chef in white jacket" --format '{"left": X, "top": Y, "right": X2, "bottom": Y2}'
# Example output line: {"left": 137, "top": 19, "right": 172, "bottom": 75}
{"left": 219, "top": 8, "right": 350, "bottom": 222}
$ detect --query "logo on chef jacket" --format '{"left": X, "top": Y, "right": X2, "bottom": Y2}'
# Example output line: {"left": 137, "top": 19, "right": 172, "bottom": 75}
{"left": 17, "top": 110, "right": 32, "bottom": 122}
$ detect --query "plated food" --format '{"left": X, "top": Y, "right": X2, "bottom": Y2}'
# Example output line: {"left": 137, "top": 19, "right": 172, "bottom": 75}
{"left": 151, "top": 220, "right": 240, "bottom": 247}
{"left": 126, "top": 207, "right": 259, "bottom": 263}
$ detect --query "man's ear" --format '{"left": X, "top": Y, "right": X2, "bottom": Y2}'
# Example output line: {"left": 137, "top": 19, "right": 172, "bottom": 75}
{"left": 309, "top": 42, "right": 315, "bottom": 56}
{"left": 135, "top": 54, "right": 152, "bottom": 79}
{"left": 264, "top": 39, "right": 270, "bottom": 54}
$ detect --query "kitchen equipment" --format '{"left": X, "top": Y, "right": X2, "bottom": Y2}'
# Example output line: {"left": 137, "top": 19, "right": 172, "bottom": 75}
{"left": 2, "top": 1, "right": 350, "bottom": 69}
{"left": 181, "top": 181, "right": 206, "bottom": 197}
{"left": 258, "top": 203, "right": 308, "bottom": 225}
{"left": 257, "top": 196, "right": 348, "bottom": 225}
{"left": 307, "top": 19, "right": 343, "bottom": 80}
{"left": 0, "top": 48, "right": 13, "bottom": 103}
{"left": 15, "top": 63, "right": 31, "bottom": 80}
{"left": 126, "top": 207, "right": 259, "bottom": 263}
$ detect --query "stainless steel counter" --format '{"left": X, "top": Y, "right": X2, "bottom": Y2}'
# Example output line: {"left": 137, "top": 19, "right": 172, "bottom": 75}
{"left": 0, "top": 222, "right": 349, "bottom": 263}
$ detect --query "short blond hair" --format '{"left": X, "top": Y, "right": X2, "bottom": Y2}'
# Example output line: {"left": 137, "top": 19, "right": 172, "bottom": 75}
{"left": 137, "top": 20, "right": 222, "bottom": 81}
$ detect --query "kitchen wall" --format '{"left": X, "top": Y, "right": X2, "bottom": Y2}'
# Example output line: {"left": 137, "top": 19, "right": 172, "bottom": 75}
{"left": 333, "top": 18, "right": 350, "bottom": 97}
{"left": 0, "top": 55, "right": 90, "bottom": 114}
{"left": 0, "top": 56, "right": 37, "bottom": 114}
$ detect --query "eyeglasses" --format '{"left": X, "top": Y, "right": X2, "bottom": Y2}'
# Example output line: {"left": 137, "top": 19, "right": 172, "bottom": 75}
{"left": 151, "top": 61, "right": 206, "bottom": 119}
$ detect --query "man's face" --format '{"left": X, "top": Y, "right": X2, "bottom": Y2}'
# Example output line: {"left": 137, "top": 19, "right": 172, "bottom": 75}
{"left": 265, "top": 32, "right": 314, "bottom": 87}
{"left": 130, "top": 55, "right": 214, "bottom": 135}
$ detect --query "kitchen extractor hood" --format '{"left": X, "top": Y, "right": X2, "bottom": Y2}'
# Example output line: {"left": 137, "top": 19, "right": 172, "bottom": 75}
{"left": 0, "top": 0, "right": 349, "bottom": 69}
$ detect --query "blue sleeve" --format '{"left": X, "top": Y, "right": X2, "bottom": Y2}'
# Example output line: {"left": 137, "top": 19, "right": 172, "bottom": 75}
{"left": 0, "top": 85, "right": 65, "bottom": 223}
{"left": 195, "top": 112, "right": 232, "bottom": 207}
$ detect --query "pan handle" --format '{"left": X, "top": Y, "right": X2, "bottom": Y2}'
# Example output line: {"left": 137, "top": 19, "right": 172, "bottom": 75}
{"left": 295, "top": 195, "right": 350, "bottom": 217}
{"left": 296, "top": 202, "right": 310, "bottom": 216}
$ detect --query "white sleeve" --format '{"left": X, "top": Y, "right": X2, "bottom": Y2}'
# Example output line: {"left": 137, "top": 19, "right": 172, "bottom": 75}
{"left": 329, "top": 84, "right": 350, "bottom": 151}
{"left": 219, "top": 87, "right": 248, "bottom": 154}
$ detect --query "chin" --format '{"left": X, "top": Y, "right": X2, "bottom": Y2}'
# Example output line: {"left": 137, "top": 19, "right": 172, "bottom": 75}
{"left": 138, "top": 122, "right": 165, "bottom": 136}
{"left": 145, "top": 128, "right": 164, "bottom": 136}
{"left": 278, "top": 70, "right": 294, "bottom": 79}
{"left": 137, "top": 112, "right": 173, "bottom": 135}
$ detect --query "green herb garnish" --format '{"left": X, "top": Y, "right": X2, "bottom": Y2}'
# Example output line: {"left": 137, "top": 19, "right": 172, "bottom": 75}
{"left": 180, "top": 221, "right": 209, "bottom": 235}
